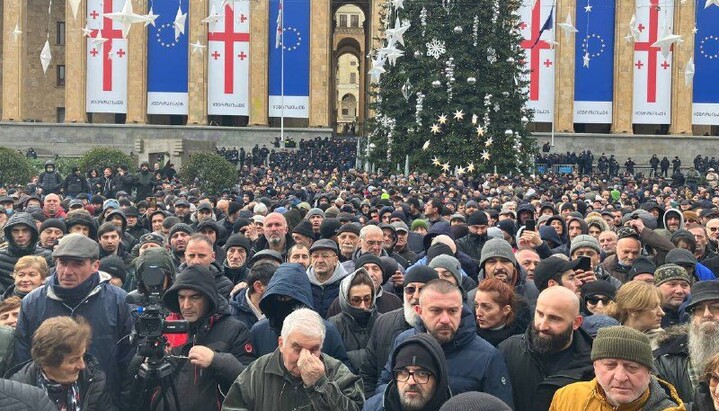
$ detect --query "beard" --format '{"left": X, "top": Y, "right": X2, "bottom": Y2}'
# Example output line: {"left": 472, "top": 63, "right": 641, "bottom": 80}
{"left": 428, "top": 324, "right": 457, "bottom": 345}
{"left": 529, "top": 323, "right": 573, "bottom": 354}
{"left": 399, "top": 386, "right": 431, "bottom": 411}
{"left": 689, "top": 319, "right": 719, "bottom": 373}
{"left": 268, "top": 235, "right": 283, "bottom": 246}
{"left": 404, "top": 300, "right": 418, "bottom": 327}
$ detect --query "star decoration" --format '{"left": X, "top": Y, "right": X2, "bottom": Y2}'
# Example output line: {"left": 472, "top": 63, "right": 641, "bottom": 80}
{"left": 391, "top": 0, "right": 405, "bottom": 9}
{"left": 438, "top": 114, "right": 448, "bottom": 125}
{"left": 144, "top": 6, "right": 159, "bottom": 27}
{"left": 104, "top": 0, "right": 149, "bottom": 38}
{"left": 481, "top": 150, "right": 491, "bottom": 161}
{"left": 107, "top": 47, "right": 115, "bottom": 60}
{"left": 476, "top": 126, "right": 485, "bottom": 136}
{"left": 173, "top": 6, "right": 188, "bottom": 41}
{"left": 584, "top": 3, "right": 593, "bottom": 12}
{"left": 368, "top": 58, "right": 386, "bottom": 83}
{"left": 441, "top": 162, "right": 451, "bottom": 172}
{"left": 471, "top": 114, "right": 478, "bottom": 125}
{"left": 69, "top": 0, "right": 81, "bottom": 19}
{"left": 40, "top": 40, "right": 52, "bottom": 73}
{"left": 432, "top": 156, "right": 441, "bottom": 166}
{"left": 484, "top": 137, "right": 493, "bottom": 147}
{"left": 12, "top": 23, "right": 22, "bottom": 40}
{"left": 430, "top": 124, "right": 441, "bottom": 134}
{"left": 685, "top": 56, "right": 695, "bottom": 86}
{"left": 583, "top": 51, "right": 590, "bottom": 67}
{"left": 453, "top": 110, "right": 465, "bottom": 120}
{"left": 456, "top": 167, "right": 466, "bottom": 176}
{"left": 191, "top": 40, "right": 206, "bottom": 55}
{"left": 626, "top": 14, "right": 640, "bottom": 43}
{"left": 651, "top": 25, "right": 682, "bottom": 59}
{"left": 90, "top": 29, "right": 108, "bottom": 46}
{"left": 380, "top": 45, "right": 405, "bottom": 66}
{"left": 558, "top": 13, "right": 578, "bottom": 42}
{"left": 706, "top": 0, "right": 719, "bottom": 8}
{"left": 693, "top": 26, "right": 698, "bottom": 34}
{"left": 467, "top": 162, "right": 476, "bottom": 172}
{"left": 80, "top": 24, "right": 92, "bottom": 37}
{"left": 385, "top": 17, "right": 411, "bottom": 47}
{"left": 422, "top": 140, "right": 430, "bottom": 150}
{"left": 202, "top": 4, "right": 223, "bottom": 24}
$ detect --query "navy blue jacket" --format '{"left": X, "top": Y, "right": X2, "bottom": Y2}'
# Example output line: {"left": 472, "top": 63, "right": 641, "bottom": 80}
{"left": 376, "top": 304, "right": 514, "bottom": 408}
{"left": 311, "top": 280, "right": 342, "bottom": 319}
{"left": 230, "top": 288, "right": 261, "bottom": 330}
{"left": 247, "top": 263, "right": 351, "bottom": 370}
{"left": 13, "top": 273, "right": 133, "bottom": 405}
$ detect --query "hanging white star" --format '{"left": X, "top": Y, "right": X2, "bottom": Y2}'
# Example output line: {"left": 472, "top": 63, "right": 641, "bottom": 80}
{"left": 558, "top": 13, "right": 578, "bottom": 42}
{"left": 380, "top": 46, "right": 405, "bottom": 66}
{"left": 144, "top": 6, "right": 159, "bottom": 27}
{"left": 104, "top": 0, "right": 149, "bottom": 38}
{"left": 432, "top": 156, "right": 441, "bottom": 166}
{"left": 685, "top": 57, "right": 695, "bottom": 86}
{"left": 12, "top": 23, "right": 22, "bottom": 40}
{"left": 484, "top": 137, "right": 493, "bottom": 147}
{"left": 422, "top": 140, "right": 430, "bottom": 150}
{"left": 705, "top": 0, "right": 719, "bottom": 8}
{"left": 583, "top": 51, "right": 590, "bottom": 67}
{"left": 693, "top": 26, "right": 698, "bottom": 34}
{"left": 430, "top": 124, "right": 441, "bottom": 134}
{"left": 456, "top": 166, "right": 466, "bottom": 176}
{"left": 467, "top": 162, "right": 475, "bottom": 172}
{"left": 202, "top": 4, "right": 223, "bottom": 24}
{"left": 69, "top": 0, "right": 82, "bottom": 19}
{"left": 476, "top": 125, "right": 485, "bottom": 136}
{"left": 80, "top": 24, "right": 92, "bottom": 37}
{"left": 626, "top": 14, "right": 640, "bottom": 42}
{"left": 368, "top": 58, "right": 386, "bottom": 83}
{"left": 173, "top": 6, "right": 188, "bottom": 41}
{"left": 441, "top": 162, "right": 451, "bottom": 172}
{"left": 391, "top": 0, "right": 405, "bottom": 10}
{"left": 438, "top": 114, "right": 448, "bottom": 125}
{"left": 471, "top": 114, "right": 478, "bottom": 125}
{"left": 107, "top": 47, "right": 115, "bottom": 60}
{"left": 385, "top": 17, "right": 411, "bottom": 47}
{"left": 453, "top": 110, "right": 465, "bottom": 120}
{"left": 584, "top": 3, "right": 593, "bottom": 12}
{"left": 481, "top": 150, "right": 491, "bottom": 161}
{"left": 90, "top": 29, "right": 108, "bottom": 46}
{"left": 652, "top": 25, "right": 682, "bottom": 59}
{"left": 40, "top": 39, "right": 52, "bottom": 73}
{"left": 191, "top": 40, "right": 206, "bottom": 55}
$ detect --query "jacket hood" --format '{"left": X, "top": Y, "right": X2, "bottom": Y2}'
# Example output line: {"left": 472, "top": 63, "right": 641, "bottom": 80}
{"left": 4, "top": 212, "right": 39, "bottom": 251}
{"left": 163, "top": 265, "right": 220, "bottom": 316}
{"left": 423, "top": 221, "right": 453, "bottom": 250}
{"left": 307, "top": 261, "right": 349, "bottom": 287}
{"left": 663, "top": 208, "right": 685, "bottom": 232}
{"left": 643, "top": 377, "right": 684, "bottom": 410}
{"left": 516, "top": 203, "right": 535, "bottom": 221}
{"left": 260, "top": 263, "right": 314, "bottom": 315}
{"left": 539, "top": 225, "right": 563, "bottom": 248}
{"left": 338, "top": 268, "right": 375, "bottom": 312}
{"left": 584, "top": 215, "right": 610, "bottom": 233}
{"left": 105, "top": 209, "right": 127, "bottom": 232}
{"left": 384, "top": 333, "right": 452, "bottom": 411}
{"left": 545, "top": 215, "right": 568, "bottom": 243}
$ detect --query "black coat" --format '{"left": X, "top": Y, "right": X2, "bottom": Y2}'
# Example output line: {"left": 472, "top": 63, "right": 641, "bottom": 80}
{"left": 9, "top": 356, "right": 116, "bottom": 411}
{"left": 653, "top": 326, "right": 694, "bottom": 404}
{"left": 0, "top": 213, "right": 53, "bottom": 293}
{"left": 692, "top": 380, "right": 716, "bottom": 411}
{"left": 498, "top": 326, "right": 595, "bottom": 411}
{"left": 329, "top": 310, "right": 378, "bottom": 372}
{"left": 359, "top": 308, "right": 411, "bottom": 397}
{"left": 0, "top": 378, "right": 57, "bottom": 411}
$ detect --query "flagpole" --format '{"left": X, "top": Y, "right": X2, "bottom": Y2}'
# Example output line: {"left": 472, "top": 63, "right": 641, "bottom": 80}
{"left": 280, "top": 0, "right": 285, "bottom": 148}
{"left": 551, "top": 0, "right": 556, "bottom": 148}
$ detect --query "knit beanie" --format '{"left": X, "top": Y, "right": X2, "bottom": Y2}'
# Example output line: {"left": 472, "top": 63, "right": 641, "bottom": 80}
{"left": 467, "top": 211, "right": 488, "bottom": 226}
{"left": 479, "top": 238, "right": 517, "bottom": 268}
{"left": 355, "top": 254, "right": 384, "bottom": 275}
{"left": 429, "top": 254, "right": 462, "bottom": 286}
{"left": 404, "top": 265, "right": 439, "bottom": 286}
{"left": 320, "top": 218, "right": 342, "bottom": 239}
{"left": 223, "top": 233, "right": 251, "bottom": 253}
{"left": 305, "top": 208, "right": 325, "bottom": 220}
{"left": 591, "top": 326, "right": 653, "bottom": 369}
{"left": 336, "top": 223, "right": 361, "bottom": 236}
{"left": 100, "top": 255, "right": 128, "bottom": 283}
{"left": 426, "top": 243, "right": 453, "bottom": 262}
{"left": 169, "top": 223, "right": 195, "bottom": 239}
{"left": 438, "top": 392, "right": 512, "bottom": 411}
{"left": 628, "top": 257, "right": 656, "bottom": 280}
{"left": 581, "top": 280, "right": 617, "bottom": 301}
{"left": 410, "top": 219, "right": 429, "bottom": 231}
{"left": 393, "top": 341, "right": 440, "bottom": 378}
{"left": 292, "top": 220, "right": 314, "bottom": 238}
{"left": 40, "top": 218, "right": 67, "bottom": 234}
{"left": 653, "top": 263, "right": 691, "bottom": 286}
{"left": 569, "top": 234, "right": 601, "bottom": 256}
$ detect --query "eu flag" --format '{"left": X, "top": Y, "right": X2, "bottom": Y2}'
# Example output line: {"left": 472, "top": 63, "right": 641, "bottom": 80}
{"left": 693, "top": 0, "right": 719, "bottom": 124}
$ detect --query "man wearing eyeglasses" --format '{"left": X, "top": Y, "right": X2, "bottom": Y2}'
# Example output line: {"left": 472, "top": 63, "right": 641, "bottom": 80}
{"left": 363, "top": 334, "right": 451, "bottom": 411}
{"left": 307, "top": 239, "right": 350, "bottom": 319}
{"left": 654, "top": 279, "right": 719, "bottom": 403}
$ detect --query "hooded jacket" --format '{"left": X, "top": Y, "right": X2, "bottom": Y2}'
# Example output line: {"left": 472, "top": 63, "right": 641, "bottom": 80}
{"left": 377, "top": 304, "right": 514, "bottom": 407}
{"left": 498, "top": 325, "right": 595, "bottom": 411}
{"left": 548, "top": 376, "right": 684, "bottom": 411}
{"left": 308, "top": 261, "right": 350, "bottom": 318}
{"left": 158, "top": 265, "right": 253, "bottom": 411}
{"left": 0, "top": 378, "right": 58, "bottom": 411}
{"left": 360, "top": 308, "right": 413, "bottom": 397}
{"left": 248, "top": 263, "right": 351, "bottom": 368}
{"left": 38, "top": 161, "right": 62, "bottom": 194}
{"left": 0, "top": 213, "right": 53, "bottom": 293}
{"left": 178, "top": 261, "right": 233, "bottom": 300}
{"left": 363, "top": 334, "right": 452, "bottom": 411}
{"left": 663, "top": 208, "right": 685, "bottom": 233}
{"left": 652, "top": 324, "right": 693, "bottom": 403}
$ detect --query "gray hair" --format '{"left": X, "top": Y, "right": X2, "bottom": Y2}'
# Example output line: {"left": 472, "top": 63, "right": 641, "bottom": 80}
{"left": 280, "top": 308, "right": 326, "bottom": 345}
{"left": 359, "top": 225, "right": 382, "bottom": 241}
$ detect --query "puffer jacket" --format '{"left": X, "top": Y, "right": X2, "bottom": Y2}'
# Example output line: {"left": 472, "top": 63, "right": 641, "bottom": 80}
{"left": 307, "top": 262, "right": 350, "bottom": 319}
{"left": 0, "top": 378, "right": 58, "bottom": 411}
{"left": 653, "top": 324, "right": 694, "bottom": 403}
{"left": 0, "top": 212, "right": 53, "bottom": 293}
{"left": 377, "top": 304, "right": 514, "bottom": 407}
{"left": 498, "top": 325, "right": 595, "bottom": 411}
{"left": 360, "top": 308, "right": 412, "bottom": 397}
{"left": 9, "top": 355, "right": 116, "bottom": 411}
{"left": 456, "top": 232, "right": 489, "bottom": 264}
{"left": 133, "top": 169, "right": 156, "bottom": 201}
{"left": 548, "top": 377, "right": 685, "bottom": 411}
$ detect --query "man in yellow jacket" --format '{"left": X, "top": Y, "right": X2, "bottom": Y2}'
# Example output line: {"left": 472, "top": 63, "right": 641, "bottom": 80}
{"left": 549, "top": 326, "right": 685, "bottom": 411}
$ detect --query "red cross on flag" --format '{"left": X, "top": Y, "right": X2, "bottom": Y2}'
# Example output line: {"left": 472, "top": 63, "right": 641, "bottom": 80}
{"left": 632, "top": 0, "right": 673, "bottom": 124}
{"left": 519, "top": 0, "right": 555, "bottom": 123}
{"left": 86, "top": 0, "right": 128, "bottom": 114}
{"left": 208, "top": 0, "right": 250, "bottom": 116}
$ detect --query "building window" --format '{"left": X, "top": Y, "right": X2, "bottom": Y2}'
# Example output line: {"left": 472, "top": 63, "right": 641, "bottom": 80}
{"left": 342, "top": 108, "right": 349, "bottom": 116}
{"left": 340, "top": 15, "right": 347, "bottom": 27}
{"left": 350, "top": 61, "right": 356, "bottom": 67}
{"left": 56, "top": 107, "right": 65, "bottom": 123}
{"left": 56, "top": 22, "right": 66, "bottom": 45}
{"left": 350, "top": 73, "right": 356, "bottom": 84}
{"left": 350, "top": 15, "right": 359, "bottom": 28}
{"left": 56, "top": 65, "right": 66, "bottom": 87}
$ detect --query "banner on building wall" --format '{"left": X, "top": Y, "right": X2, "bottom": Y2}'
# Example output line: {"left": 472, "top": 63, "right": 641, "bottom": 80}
{"left": 268, "top": 0, "right": 310, "bottom": 118}
{"left": 519, "top": 0, "right": 555, "bottom": 123}
{"left": 693, "top": 3, "right": 719, "bottom": 125}
{"left": 86, "top": 0, "right": 128, "bottom": 114}
{"left": 574, "top": 0, "right": 615, "bottom": 124}
{"left": 208, "top": 0, "right": 250, "bottom": 116}
{"left": 632, "top": 0, "right": 673, "bottom": 124}
{"left": 147, "top": 0, "right": 189, "bottom": 115}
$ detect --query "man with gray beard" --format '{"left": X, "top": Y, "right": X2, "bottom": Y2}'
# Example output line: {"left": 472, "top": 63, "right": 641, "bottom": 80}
{"left": 654, "top": 279, "right": 719, "bottom": 403}
{"left": 250, "top": 212, "right": 295, "bottom": 259}
{"left": 360, "top": 266, "right": 439, "bottom": 397}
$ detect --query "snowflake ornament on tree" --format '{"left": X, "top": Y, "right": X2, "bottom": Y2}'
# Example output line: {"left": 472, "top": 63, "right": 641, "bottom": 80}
{"left": 426, "top": 38, "right": 446, "bottom": 60}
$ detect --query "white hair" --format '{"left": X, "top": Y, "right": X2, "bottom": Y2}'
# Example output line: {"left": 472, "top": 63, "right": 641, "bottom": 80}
{"left": 281, "top": 308, "right": 326, "bottom": 345}
{"left": 359, "top": 225, "right": 383, "bottom": 241}
{"left": 253, "top": 203, "right": 268, "bottom": 216}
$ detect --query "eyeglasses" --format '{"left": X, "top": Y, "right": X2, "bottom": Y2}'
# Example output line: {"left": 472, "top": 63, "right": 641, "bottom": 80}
{"left": 586, "top": 296, "right": 611, "bottom": 305}
{"left": 404, "top": 285, "right": 423, "bottom": 295}
{"left": 349, "top": 296, "right": 373, "bottom": 306}
{"left": 394, "top": 368, "right": 432, "bottom": 384}
{"left": 690, "top": 302, "right": 719, "bottom": 316}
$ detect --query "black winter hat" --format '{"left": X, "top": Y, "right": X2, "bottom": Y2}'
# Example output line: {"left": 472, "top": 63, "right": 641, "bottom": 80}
{"left": 467, "top": 211, "right": 488, "bottom": 226}
{"left": 65, "top": 213, "right": 98, "bottom": 239}
{"left": 163, "top": 265, "right": 218, "bottom": 315}
{"left": 169, "top": 223, "right": 195, "bottom": 239}
{"left": 223, "top": 233, "right": 251, "bottom": 253}
{"left": 438, "top": 392, "right": 512, "bottom": 411}
{"left": 393, "top": 340, "right": 440, "bottom": 378}
{"left": 40, "top": 218, "right": 67, "bottom": 234}
{"left": 320, "top": 218, "right": 342, "bottom": 239}
{"left": 426, "top": 243, "right": 453, "bottom": 263}
{"left": 292, "top": 220, "right": 315, "bottom": 238}
{"left": 355, "top": 254, "right": 384, "bottom": 274}
{"left": 100, "top": 255, "right": 128, "bottom": 283}
{"left": 336, "top": 223, "right": 361, "bottom": 236}
{"left": 404, "top": 265, "right": 439, "bottom": 286}
{"left": 232, "top": 218, "right": 253, "bottom": 234}
{"left": 628, "top": 257, "right": 657, "bottom": 280}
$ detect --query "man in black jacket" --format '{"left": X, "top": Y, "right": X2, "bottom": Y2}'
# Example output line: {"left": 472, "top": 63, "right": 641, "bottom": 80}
{"left": 157, "top": 265, "right": 253, "bottom": 411}
{"left": 498, "top": 286, "right": 594, "bottom": 411}
{"left": 456, "top": 211, "right": 489, "bottom": 264}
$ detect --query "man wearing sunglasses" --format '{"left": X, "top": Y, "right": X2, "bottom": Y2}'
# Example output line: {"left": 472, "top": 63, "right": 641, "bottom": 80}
{"left": 363, "top": 334, "right": 451, "bottom": 411}
{"left": 654, "top": 279, "right": 719, "bottom": 403}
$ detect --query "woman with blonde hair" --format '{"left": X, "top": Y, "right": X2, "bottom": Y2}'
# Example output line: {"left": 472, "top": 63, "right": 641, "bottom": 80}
{"left": 606, "top": 281, "right": 665, "bottom": 349}
{"left": 694, "top": 352, "right": 719, "bottom": 410}
{"left": 3, "top": 255, "right": 49, "bottom": 300}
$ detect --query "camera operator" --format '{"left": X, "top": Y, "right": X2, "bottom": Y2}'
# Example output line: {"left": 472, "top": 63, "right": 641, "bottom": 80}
{"left": 157, "top": 264, "right": 253, "bottom": 410}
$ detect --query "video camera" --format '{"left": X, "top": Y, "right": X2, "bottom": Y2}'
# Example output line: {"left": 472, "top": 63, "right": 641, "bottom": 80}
{"left": 126, "top": 264, "right": 188, "bottom": 362}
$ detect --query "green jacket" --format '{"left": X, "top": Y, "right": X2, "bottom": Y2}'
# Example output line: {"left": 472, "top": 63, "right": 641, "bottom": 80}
{"left": 221, "top": 349, "right": 364, "bottom": 411}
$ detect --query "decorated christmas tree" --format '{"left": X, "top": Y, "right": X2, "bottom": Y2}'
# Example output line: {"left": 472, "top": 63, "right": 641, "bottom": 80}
{"left": 368, "top": 0, "right": 536, "bottom": 175}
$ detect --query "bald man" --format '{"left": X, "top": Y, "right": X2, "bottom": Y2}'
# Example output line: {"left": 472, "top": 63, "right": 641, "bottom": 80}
{"left": 498, "top": 287, "right": 595, "bottom": 411}
{"left": 250, "top": 212, "right": 294, "bottom": 259}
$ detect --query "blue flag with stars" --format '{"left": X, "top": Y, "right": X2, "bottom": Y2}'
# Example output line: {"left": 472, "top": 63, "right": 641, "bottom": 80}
{"left": 147, "top": 0, "right": 189, "bottom": 115}
{"left": 693, "top": 0, "right": 719, "bottom": 125}
{"left": 574, "top": 0, "right": 615, "bottom": 124}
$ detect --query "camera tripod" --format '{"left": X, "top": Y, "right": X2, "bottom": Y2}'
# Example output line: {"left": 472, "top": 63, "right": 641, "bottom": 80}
{"left": 128, "top": 350, "right": 182, "bottom": 411}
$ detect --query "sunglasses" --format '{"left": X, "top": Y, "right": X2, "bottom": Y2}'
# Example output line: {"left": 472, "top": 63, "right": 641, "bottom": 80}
{"left": 586, "top": 296, "right": 611, "bottom": 305}
{"left": 404, "top": 285, "right": 423, "bottom": 295}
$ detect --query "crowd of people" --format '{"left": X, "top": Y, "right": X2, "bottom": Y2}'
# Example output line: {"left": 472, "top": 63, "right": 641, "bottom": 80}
{"left": 3, "top": 147, "right": 719, "bottom": 410}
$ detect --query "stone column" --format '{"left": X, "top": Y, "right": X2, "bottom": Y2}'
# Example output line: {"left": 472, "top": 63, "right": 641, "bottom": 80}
{"left": 669, "top": 0, "right": 694, "bottom": 135}
{"left": 249, "top": 0, "right": 268, "bottom": 126}
{"left": 65, "top": 0, "right": 87, "bottom": 122}
{"left": 126, "top": 0, "right": 147, "bottom": 123}
{"left": 2, "top": 0, "right": 25, "bottom": 121}
{"left": 554, "top": 0, "right": 576, "bottom": 132}
{"left": 611, "top": 0, "right": 635, "bottom": 134}
{"left": 309, "top": 0, "right": 330, "bottom": 127}
{"left": 187, "top": 0, "right": 208, "bottom": 125}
